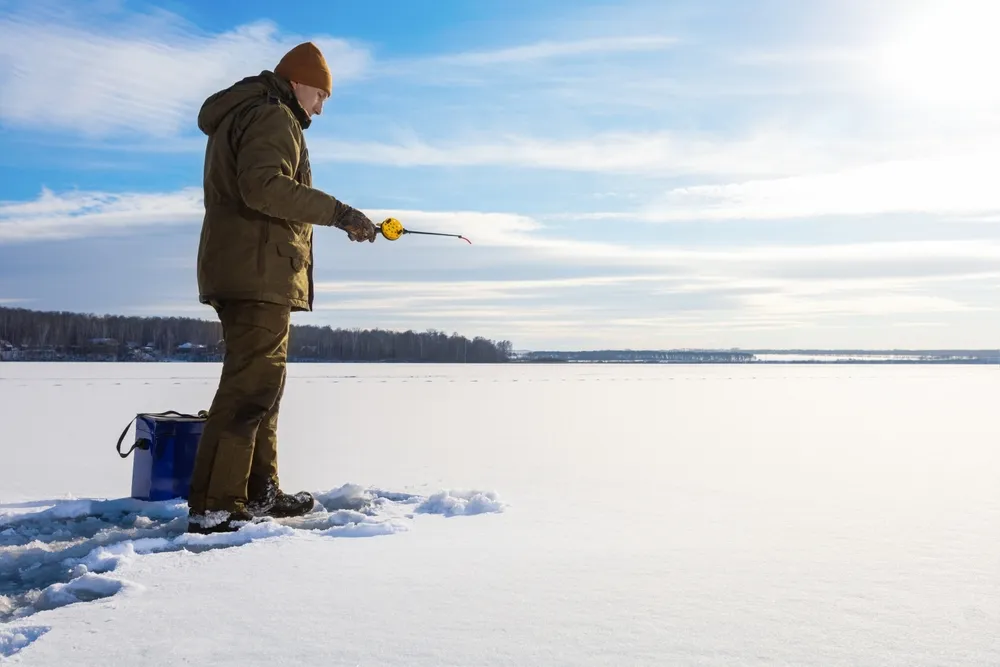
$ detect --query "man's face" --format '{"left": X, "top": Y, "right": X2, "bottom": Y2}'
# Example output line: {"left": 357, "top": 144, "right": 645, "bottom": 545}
{"left": 291, "top": 82, "right": 329, "bottom": 118}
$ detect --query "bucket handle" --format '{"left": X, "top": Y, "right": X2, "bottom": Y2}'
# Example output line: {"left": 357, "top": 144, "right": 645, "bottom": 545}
{"left": 115, "top": 410, "right": 208, "bottom": 459}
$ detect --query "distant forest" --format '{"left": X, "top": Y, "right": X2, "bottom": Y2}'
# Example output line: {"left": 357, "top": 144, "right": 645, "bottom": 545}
{"left": 0, "top": 306, "right": 514, "bottom": 363}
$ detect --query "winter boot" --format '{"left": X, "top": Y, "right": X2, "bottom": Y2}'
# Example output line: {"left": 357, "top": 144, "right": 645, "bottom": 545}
{"left": 186, "top": 508, "right": 256, "bottom": 534}
{"left": 246, "top": 474, "right": 315, "bottom": 518}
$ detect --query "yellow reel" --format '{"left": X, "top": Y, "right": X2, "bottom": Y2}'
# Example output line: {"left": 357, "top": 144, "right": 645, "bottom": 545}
{"left": 379, "top": 217, "right": 404, "bottom": 241}
{"left": 376, "top": 217, "right": 472, "bottom": 244}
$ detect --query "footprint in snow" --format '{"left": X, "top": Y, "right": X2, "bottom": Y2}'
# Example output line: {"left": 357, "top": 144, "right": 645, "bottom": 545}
{"left": 0, "top": 485, "right": 505, "bottom": 625}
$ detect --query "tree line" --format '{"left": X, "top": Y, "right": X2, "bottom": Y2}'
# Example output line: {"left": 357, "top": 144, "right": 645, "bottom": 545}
{"left": 0, "top": 306, "right": 514, "bottom": 363}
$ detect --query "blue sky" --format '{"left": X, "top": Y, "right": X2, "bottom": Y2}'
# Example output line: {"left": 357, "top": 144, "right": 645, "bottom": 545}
{"left": 1, "top": 0, "right": 998, "bottom": 350}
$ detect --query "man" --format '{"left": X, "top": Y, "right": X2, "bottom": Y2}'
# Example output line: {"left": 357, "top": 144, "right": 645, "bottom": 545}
{"left": 187, "top": 42, "right": 377, "bottom": 534}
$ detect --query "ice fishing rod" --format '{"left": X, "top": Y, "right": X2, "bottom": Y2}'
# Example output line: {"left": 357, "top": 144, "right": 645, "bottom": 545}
{"left": 377, "top": 217, "right": 472, "bottom": 244}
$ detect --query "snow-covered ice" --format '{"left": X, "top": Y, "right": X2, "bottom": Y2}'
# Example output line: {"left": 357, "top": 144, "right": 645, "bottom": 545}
{"left": 1, "top": 362, "right": 998, "bottom": 665}
{"left": 0, "top": 481, "right": 501, "bottom": 624}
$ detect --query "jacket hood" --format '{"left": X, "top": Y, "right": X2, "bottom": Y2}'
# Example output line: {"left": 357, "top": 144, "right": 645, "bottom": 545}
{"left": 197, "top": 70, "right": 310, "bottom": 135}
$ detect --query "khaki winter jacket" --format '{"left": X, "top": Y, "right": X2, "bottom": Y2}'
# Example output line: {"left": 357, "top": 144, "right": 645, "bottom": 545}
{"left": 195, "top": 70, "right": 347, "bottom": 311}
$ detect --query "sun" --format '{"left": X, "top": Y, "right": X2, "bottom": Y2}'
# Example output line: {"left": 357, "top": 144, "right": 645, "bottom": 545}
{"left": 872, "top": 0, "right": 1000, "bottom": 107}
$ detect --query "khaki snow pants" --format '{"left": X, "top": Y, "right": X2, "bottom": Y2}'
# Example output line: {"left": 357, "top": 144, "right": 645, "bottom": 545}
{"left": 187, "top": 300, "right": 291, "bottom": 515}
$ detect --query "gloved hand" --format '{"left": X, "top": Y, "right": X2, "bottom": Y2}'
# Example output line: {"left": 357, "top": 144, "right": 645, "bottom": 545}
{"left": 334, "top": 205, "right": 377, "bottom": 243}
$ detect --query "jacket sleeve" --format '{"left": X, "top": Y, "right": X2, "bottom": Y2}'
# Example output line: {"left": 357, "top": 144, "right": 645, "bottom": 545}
{"left": 235, "top": 104, "right": 345, "bottom": 225}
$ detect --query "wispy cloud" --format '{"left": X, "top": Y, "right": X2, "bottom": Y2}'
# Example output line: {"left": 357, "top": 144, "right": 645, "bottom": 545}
{"left": 7, "top": 186, "right": 1000, "bottom": 282}
{"left": 308, "top": 120, "right": 999, "bottom": 185}
{"left": 635, "top": 149, "right": 1000, "bottom": 220}
{"left": 0, "top": 187, "right": 202, "bottom": 242}
{"left": 531, "top": 139, "right": 1000, "bottom": 222}
{"left": 312, "top": 275, "right": 681, "bottom": 315}
{"left": 70, "top": 186, "right": 992, "bottom": 346}
{"left": 310, "top": 130, "right": 878, "bottom": 178}
{"left": 317, "top": 274, "right": 675, "bottom": 295}
{"left": 734, "top": 48, "right": 866, "bottom": 66}
{"left": 300, "top": 265, "right": 997, "bottom": 347}
{"left": 307, "top": 275, "right": 989, "bottom": 336}
{"left": 0, "top": 187, "right": 538, "bottom": 246}
{"left": 740, "top": 293, "right": 981, "bottom": 318}
{"left": 390, "top": 35, "right": 678, "bottom": 69}
{"left": 107, "top": 126, "right": 891, "bottom": 181}
{"left": 0, "top": 6, "right": 369, "bottom": 137}
{"left": 366, "top": 34, "right": 681, "bottom": 94}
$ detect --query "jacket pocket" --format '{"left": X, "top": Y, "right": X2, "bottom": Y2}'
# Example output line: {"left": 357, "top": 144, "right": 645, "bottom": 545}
{"left": 274, "top": 241, "right": 308, "bottom": 272}
{"left": 222, "top": 301, "right": 291, "bottom": 337}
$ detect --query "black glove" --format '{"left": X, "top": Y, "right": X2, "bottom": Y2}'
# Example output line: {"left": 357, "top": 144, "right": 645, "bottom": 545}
{"left": 334, "top": 205, "right": 377, "bottom": 243}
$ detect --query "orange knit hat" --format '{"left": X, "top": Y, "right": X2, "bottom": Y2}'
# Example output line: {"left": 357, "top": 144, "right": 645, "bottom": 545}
{"left": 274, "top": 42, "right": 332, "bottom": 95}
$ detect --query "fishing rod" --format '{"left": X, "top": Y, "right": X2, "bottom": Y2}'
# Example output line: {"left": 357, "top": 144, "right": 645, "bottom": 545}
{"left": 377, "top": 217, "right": 472, "bottom": 244}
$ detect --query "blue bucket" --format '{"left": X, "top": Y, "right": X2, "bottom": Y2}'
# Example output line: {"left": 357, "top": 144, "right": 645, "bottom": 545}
{"left": 116, "top": 410, "right": 207, "bottom": 501}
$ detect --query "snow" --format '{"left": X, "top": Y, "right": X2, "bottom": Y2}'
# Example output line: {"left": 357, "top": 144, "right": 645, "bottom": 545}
{"left": 1, "top": 361, "right": 998, "bottom": 665}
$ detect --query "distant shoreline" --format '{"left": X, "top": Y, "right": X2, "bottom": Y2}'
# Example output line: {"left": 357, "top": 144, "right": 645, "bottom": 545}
{"left": 512, "top": 349, "right": 999, "bottom": 365}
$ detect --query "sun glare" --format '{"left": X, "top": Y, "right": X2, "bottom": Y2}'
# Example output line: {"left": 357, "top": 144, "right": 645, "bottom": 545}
{"left": 873, "top": 0, "right": 1000, "bottom": 106}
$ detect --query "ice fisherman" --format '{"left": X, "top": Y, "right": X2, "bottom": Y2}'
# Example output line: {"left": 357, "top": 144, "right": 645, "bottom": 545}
{"left": 186, "top": 42, "right": 377, "bottom": 533}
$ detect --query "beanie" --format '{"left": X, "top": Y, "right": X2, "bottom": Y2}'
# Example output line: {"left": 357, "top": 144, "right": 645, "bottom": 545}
{"left": 274, "top": 42, "right": 332, "bottom": 95}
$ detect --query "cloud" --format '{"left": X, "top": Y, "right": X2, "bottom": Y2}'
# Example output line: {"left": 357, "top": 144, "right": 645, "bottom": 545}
{"left": 317, "top": 274, "right": 674, "bottom": 294}
{"left": 495, "top": 230, "right": 1000, "bottom": 276}
{"left": 7, "top": 186, "right": 1000, "bottom": 279}
{"left": 734, "top": 48, "right": 867, "bottom": 67}
{"left": 310, "top": 130, "right": 880, "bottom": 179}
{"left": 313, "top": 268, "right": 1000, "bottom": 303}
{"left": 390, "top": 35, "right": 678, "bottom": 68}
{"left": 307, "top": 112, "right": 1000, "bottom": 184}
{"left": 0, "top": 187, "right": 539, "bottom": 247}
{"left": 0, "top": 187, "right": 202, "bottom": 242}
{"left": 303, "top": 265, "right": 998, "bottom": 347}
{"left": 5, "top": 185, "right": 999, "bottom": 347}
{"left": 633, "top": 149, "right": 1000, "bottom": 220}
{"left": 0, "top": 6, "right": 370, "bottom": 137}
{"left": 312, "top": 275, "right": 682, "bottom": 314}
{"left": 368, "top": 34, "right": 680, "bottom": 92}
{"left": 740, "top": 293, "right": 981, "bottom": 318}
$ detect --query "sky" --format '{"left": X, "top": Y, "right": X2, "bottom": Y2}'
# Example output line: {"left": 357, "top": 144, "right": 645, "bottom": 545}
{"left": 1, "top": 0, "right": 999, "bottom": 351}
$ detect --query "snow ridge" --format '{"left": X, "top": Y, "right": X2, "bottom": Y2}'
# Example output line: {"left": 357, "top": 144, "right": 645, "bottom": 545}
{"left": 417, "top": 489, "right": 507, "bottom": 516}
{"left": 0, "top": 483, "right": 505, "bottom": 624}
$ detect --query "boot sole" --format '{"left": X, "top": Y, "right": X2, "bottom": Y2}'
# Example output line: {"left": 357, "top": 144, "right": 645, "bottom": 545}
{"left": 260, "top": 498, "right": 316, "bottom": 518}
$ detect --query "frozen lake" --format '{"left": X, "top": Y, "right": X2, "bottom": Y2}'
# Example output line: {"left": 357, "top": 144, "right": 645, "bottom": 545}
{"left": 1, "top": 362, "right": 998, "bottom": 665}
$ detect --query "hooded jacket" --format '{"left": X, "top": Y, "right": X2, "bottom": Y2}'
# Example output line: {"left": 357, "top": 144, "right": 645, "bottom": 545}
{"left": 195, "top": 70, "right": 347, "bottom": 312}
